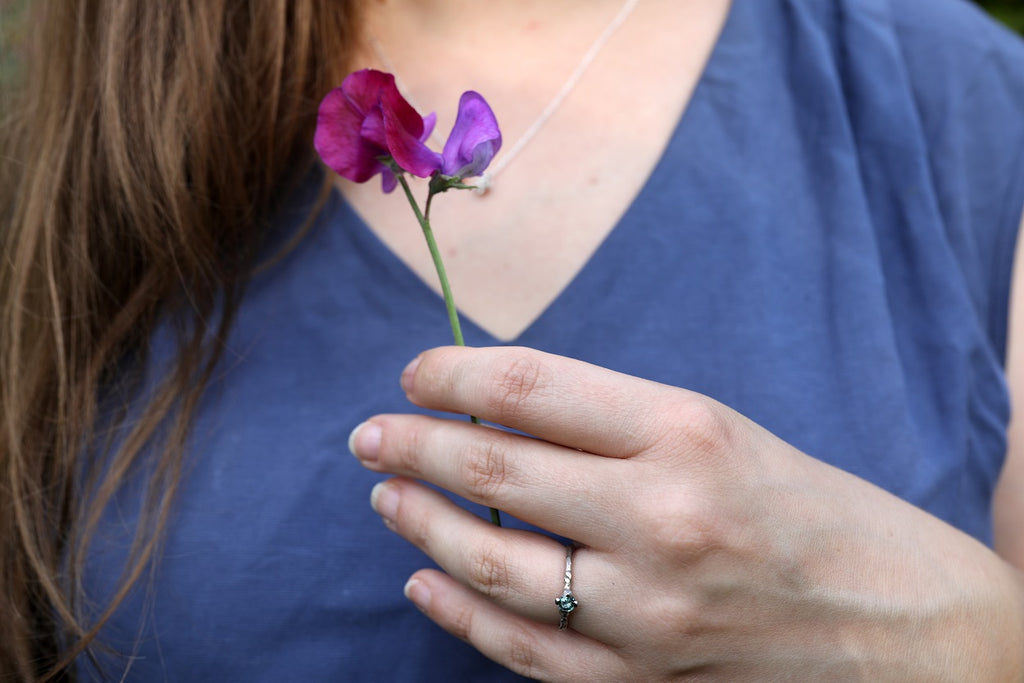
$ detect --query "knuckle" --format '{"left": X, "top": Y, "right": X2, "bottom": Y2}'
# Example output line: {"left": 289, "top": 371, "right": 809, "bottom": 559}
{"left": 643, "top": 494, "right": 723, "bottom": 563}
{"left": 447, "top": 600, "right": 476, "bottom": 643}
{"left": 395, "top": 495, "right": 432, "bottom": 549}
{"left": 671, "top": 394, "right": 734, "bottom": 459}
{"left": 501, "top": 626, "right": 540, "bottom": 679}
{"left": 447, "top": 594, "right": 542, "bottom": 681}
{"left": 460, "top": 438, "right": 512, "bottom": 501}
{"left": 393, "top": 421, "right": 426, "bottom": 477}
{"left": 465, "top": 542, "right": 513, "bottom": 601}
{"left": 486, "top": 352, "right": 550, "bottom": 422}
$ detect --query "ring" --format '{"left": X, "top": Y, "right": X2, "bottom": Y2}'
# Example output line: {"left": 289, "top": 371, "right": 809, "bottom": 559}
{"left": 555, "top": 544, "right": 579, "bottom": 630}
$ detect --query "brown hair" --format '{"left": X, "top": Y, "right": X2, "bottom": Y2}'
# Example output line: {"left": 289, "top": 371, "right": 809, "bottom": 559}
{"left": 0, "top": 1, "right": 360, "bottom": 678}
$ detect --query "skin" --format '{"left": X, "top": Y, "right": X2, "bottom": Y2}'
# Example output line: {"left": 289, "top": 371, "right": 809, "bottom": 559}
{"left": 344, "top": 1, "right": 1024, "bottom": 678}
{"left": 995, "top": 221, "right": 1024, "bottom": 570}
{"left": 350, "top": 346, "right": 1024, "bottom": 681}
{"left": 344, "top": 0, "right": 727, "bottom": 340}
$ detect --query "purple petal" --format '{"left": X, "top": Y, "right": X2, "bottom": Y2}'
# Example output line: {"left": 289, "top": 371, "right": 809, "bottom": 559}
{"left": 380, "top": 168, "right": 399, "bottom": 193}
{"left": 440, "top": 91, "right": 502, "bottom": 179}
{"left": 421, "top": 111, "right": 437, "bottom": 143}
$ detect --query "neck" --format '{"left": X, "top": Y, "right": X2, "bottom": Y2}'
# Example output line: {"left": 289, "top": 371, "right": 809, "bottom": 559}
{"left": 356, "top": 0, "right": 647, "bottom": 152}
{"left": 362, "top": 0, "right": 626, "bottom": 32}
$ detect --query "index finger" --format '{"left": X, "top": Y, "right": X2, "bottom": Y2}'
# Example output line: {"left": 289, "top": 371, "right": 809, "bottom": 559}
{"left": 400, "top": 346, "right": 687, "bottom": 457}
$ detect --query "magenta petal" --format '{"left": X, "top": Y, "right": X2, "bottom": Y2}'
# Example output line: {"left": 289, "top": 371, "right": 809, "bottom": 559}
{"left": 314, "top": 69, "right": 444, "bottom": 185}
{"left": 360, "top": 109, "right": 388, "bottom": 149}
{"left": 314, "top": 85, "right": 382, "bottom": 183}
{"left": 382, "top": 104, "right": 442, "bottom": 177}
{"left": 341, "top": 69, "right": 398, "bottom": 117}
{"left": 440, "top": 91, "right": 502, "bottom": 179}
{"left": 384, "top": 114, "right": 442, "bottom": 177}
{"left": 379, "top": 86, "right": 440, "bottom": 177}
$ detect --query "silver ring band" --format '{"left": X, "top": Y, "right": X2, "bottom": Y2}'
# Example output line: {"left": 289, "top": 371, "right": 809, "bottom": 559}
{"left": 555, "top": 544, "right": 579, "bottom": 630}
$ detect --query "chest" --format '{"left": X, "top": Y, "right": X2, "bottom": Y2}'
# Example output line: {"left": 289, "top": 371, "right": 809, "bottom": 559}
{"left": 340, "top": 1, "right": 732, "bottom": 340}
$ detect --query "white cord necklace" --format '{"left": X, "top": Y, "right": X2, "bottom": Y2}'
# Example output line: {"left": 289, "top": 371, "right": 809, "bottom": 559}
{"left": 368, "top": 0, "right": 640, "bottom": 195}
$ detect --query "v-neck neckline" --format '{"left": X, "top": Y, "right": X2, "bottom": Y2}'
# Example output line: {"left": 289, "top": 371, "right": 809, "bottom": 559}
{"left": 336, "top": 1, "right": 741, "bottom": 344}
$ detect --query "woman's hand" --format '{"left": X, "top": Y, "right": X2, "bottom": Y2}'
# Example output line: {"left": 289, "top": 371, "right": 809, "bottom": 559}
{"left": 348, "top": 346, "right": 1024, "bottom": 681}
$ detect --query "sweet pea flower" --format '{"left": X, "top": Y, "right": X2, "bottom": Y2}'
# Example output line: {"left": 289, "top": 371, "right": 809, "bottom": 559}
{"left": 440, "top": 91, "right": 502, "bottom": 179}
{"left": 314, "top": 69, "right": 440, "bottom": 192}
{"left": 316, "top": 70, "right": 502, "bottom": 191}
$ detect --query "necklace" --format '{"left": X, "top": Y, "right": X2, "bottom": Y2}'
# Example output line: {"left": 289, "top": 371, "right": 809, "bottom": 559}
{"left": 368, "top": 0, "right": 641, "bottom": 195}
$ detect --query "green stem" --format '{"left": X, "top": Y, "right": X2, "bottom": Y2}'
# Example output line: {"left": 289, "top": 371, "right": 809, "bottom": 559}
{"left": 396, "top": 173, "right": 502, "bottom": 528}
{"left": 399, "top": 176, "right": 465, "bottom": 346}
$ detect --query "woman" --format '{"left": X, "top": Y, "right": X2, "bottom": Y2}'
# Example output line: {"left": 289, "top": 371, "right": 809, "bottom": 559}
{"left": 3, "top": 0, "right": 1024, "bottom": 680}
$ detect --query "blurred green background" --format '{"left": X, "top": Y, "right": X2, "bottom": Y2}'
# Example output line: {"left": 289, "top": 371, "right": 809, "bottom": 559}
{"left": 0, "top": 0, "right": 28, "bottom": 95}
{"left": 978, "top": 0, "right": 1024, "bottom": 33}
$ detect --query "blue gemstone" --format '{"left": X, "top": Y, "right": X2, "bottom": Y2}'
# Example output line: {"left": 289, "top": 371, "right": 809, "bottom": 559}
{"left": 556, "top": 593, "right": 578, "bottom": 613}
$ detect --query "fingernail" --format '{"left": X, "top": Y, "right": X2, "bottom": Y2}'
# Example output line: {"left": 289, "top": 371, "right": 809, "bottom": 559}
{"left": 348, "top": 421, "right": 382, "bottom": 462}
{"left": 400, "top": 354, "right": 422, "bottom": 394}
{"left": 370, "top": 481, "right": 399, "bottom": 523}
{"left": 404, "top": 577, "right": 431, "bottom": 610}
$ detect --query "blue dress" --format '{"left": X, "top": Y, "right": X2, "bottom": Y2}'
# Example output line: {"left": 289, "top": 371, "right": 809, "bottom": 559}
{"left": 82, "top": 0, "right": 1024, "bottom": 680}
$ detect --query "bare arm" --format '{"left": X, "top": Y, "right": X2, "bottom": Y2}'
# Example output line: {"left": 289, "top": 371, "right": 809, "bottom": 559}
{"left": 994, "top": 209, "right": 1024, "bottom": 571}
